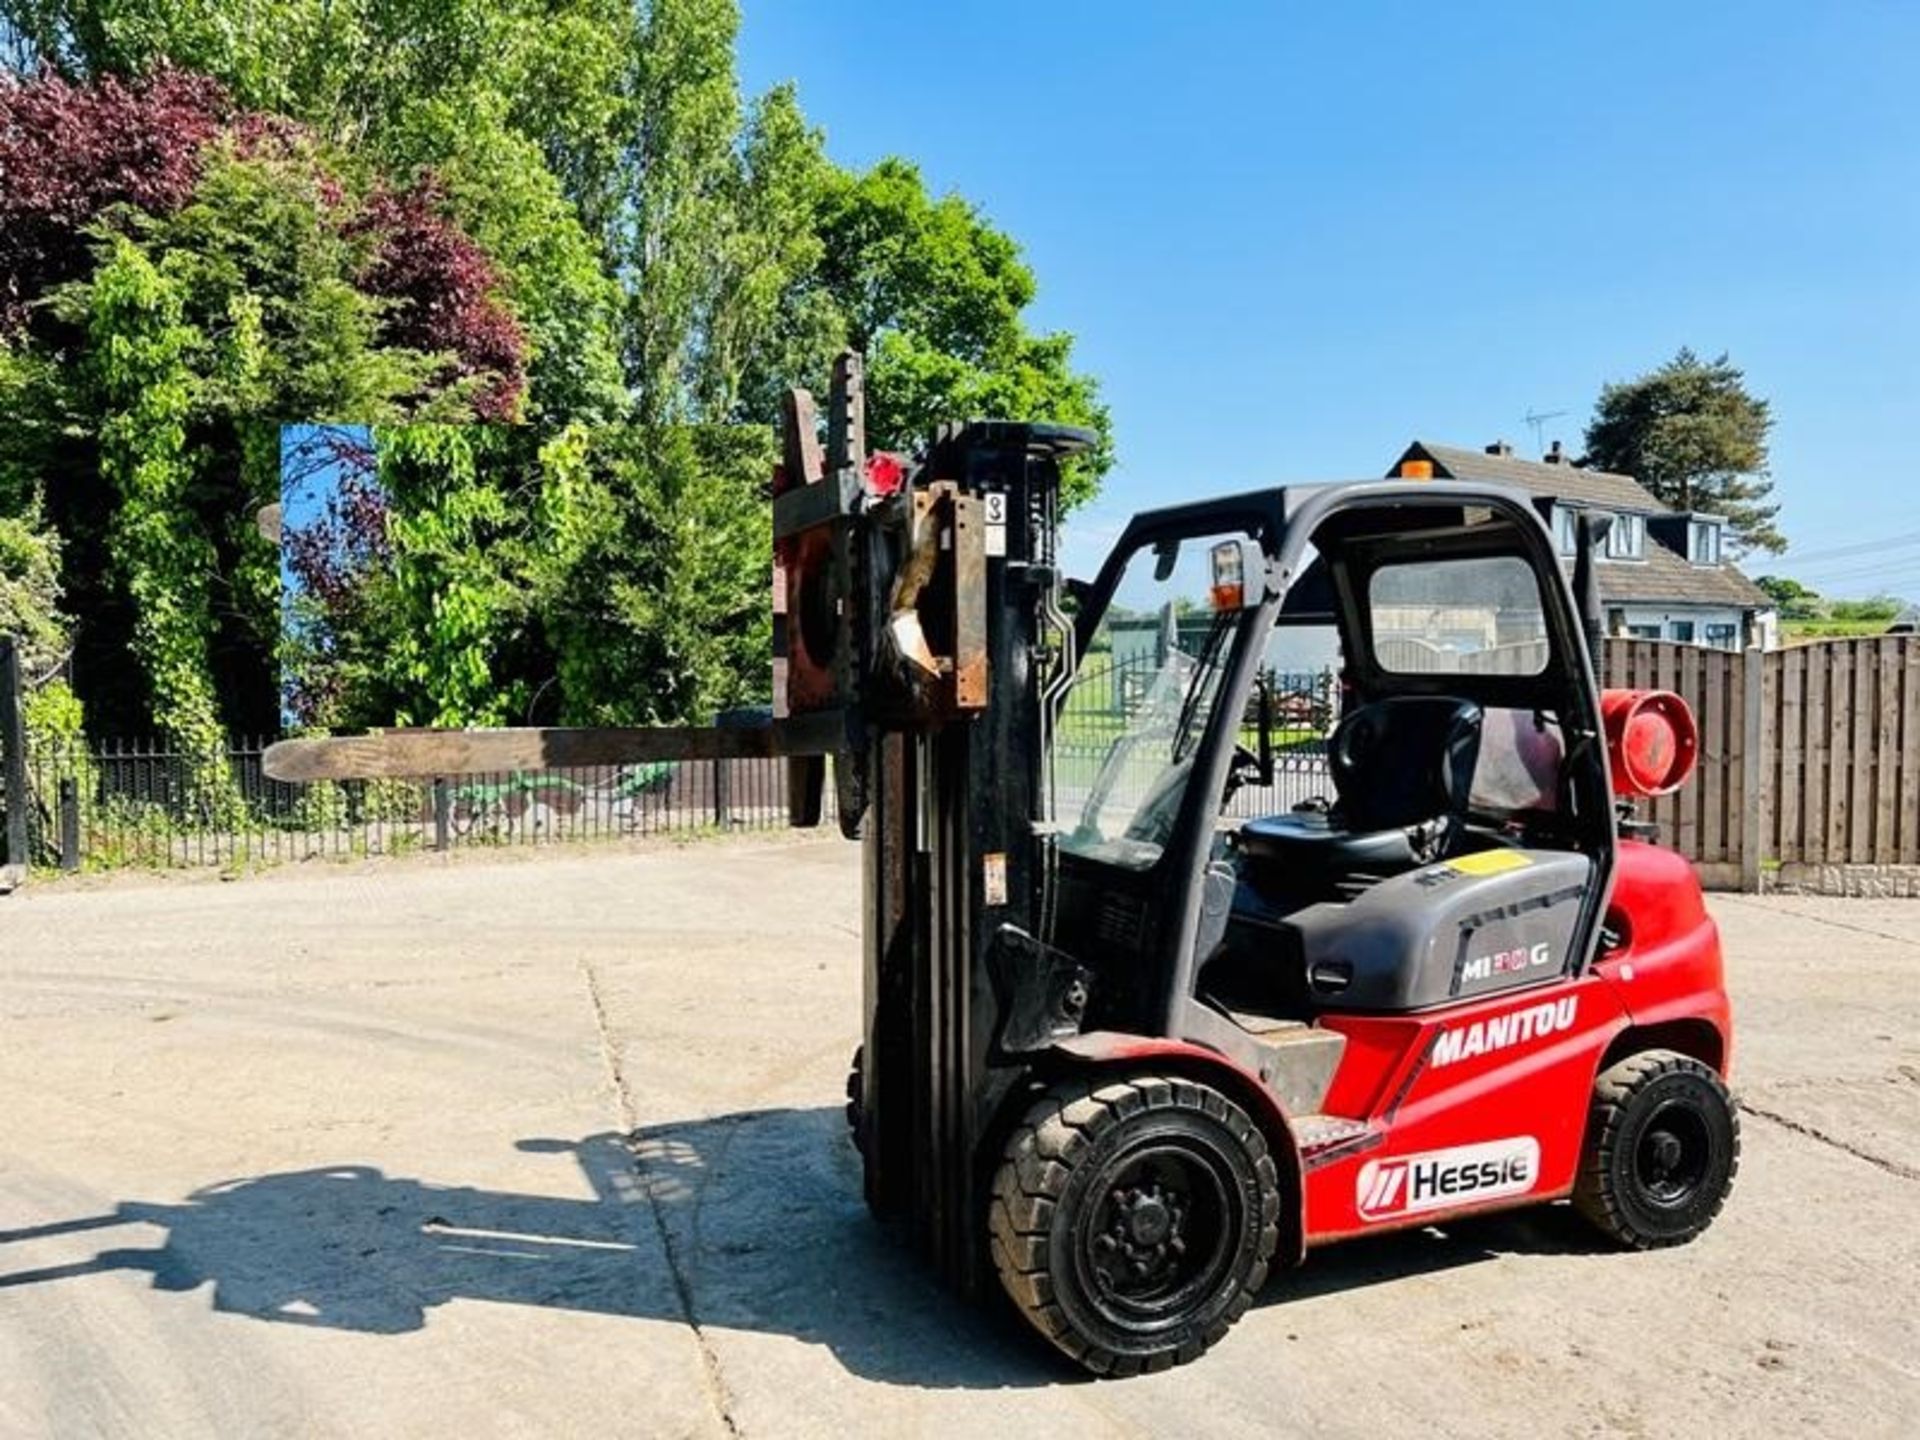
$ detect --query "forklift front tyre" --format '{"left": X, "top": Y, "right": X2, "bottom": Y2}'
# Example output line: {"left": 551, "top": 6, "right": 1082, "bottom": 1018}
{"left": 1574, "top": 1049, "right": 1740, "bottom": 1249}
{"left": 989, "top": 1073, "right": 1279, "bottom": 1375}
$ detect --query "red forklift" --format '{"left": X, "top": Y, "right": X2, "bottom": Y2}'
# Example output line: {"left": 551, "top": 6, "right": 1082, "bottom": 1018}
{"left": 267, "top": 354, "right": 1739, "bottom": 1376}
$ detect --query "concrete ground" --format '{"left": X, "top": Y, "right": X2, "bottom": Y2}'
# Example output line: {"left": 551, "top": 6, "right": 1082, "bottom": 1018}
{"left": 0, "top": 837, "right": 1914, "bottom": 1439}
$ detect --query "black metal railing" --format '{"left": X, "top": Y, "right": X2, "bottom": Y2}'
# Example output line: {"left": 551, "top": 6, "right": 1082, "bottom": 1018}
{"left": 0, "top": 661, "right": 1343, "bottom": 875}
{"left": 5, "top": 737, "right": 830, "bottom": 873}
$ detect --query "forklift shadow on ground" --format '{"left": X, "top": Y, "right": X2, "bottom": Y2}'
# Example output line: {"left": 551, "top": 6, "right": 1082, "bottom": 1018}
{"left": 0, "top": 1105, "right": 1605, "bottom": 1385}
{"left": 0, "top": 1111, "right": 1048, "bottom": 1388}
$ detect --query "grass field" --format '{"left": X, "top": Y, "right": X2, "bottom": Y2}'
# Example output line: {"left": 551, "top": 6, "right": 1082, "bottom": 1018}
{"left": 1782, "top": 619, "right": 1903, "bottom": 641}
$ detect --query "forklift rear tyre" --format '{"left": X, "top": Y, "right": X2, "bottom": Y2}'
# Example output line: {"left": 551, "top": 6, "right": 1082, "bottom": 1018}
{"left": 989, "top": 1074, "right": 1279, "bottom": 1376}
{"left": 1574, "top": 1049, "right": 1739, "bottom": 1249}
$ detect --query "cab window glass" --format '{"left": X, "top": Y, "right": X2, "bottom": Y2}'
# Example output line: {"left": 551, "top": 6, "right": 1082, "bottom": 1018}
{"left": 1368, "top": 555, "right": 1549, "bottom": 676}
{"left": 1049, "top": 533, "right": 1251, "bottom": 870}
{"left": 1258, "top": 540, "right": 1342, "bottom": 749}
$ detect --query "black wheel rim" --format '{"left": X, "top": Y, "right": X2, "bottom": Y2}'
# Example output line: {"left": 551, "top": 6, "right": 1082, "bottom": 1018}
{"left": 1072, "top": 1133, "right": 1239, "bottom": 1332}
{"left": 1634, "top": 1098, "right": 1713, "bottom": 1208}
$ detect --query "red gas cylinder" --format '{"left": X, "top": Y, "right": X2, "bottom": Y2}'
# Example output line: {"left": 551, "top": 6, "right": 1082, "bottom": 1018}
{"left": 1600, "top": 689, "right": 1699, "bottom": 797}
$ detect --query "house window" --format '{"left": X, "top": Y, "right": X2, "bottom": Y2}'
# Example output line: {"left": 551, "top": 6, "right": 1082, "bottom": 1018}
{"left": 1605, "top": 513, "right": 1645, "bottom": 560}
{"left": 1669, "top": 620, "right": 1696, "bottom": 643}
{"left": 1627, "top": 624, "right": 1662, "bottom": 640}
{"left": 1554, "top": 506, "right": 1578, "bottom": 555}
{"left": 1705, "top": 622, "right": 1738, "bottom": 648}
{"left": 1690, "top": 521, "right": 1721, "bottom": 565}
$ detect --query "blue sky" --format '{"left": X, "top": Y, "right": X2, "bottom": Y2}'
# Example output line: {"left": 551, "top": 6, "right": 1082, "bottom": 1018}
{"left": 738, "top": 2, "right": 1920, "bottom": 599}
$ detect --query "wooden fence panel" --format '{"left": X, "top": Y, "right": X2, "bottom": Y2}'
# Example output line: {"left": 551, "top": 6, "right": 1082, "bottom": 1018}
{"left": 1603, "top": 634, "right": 1920, "bottom": 884}
{"left": 1601, "top": 638, "right": 1744, "bottom": 883}
{"left": 1896, "top": 645, "right": 1912, "bottom": 864}
{"left": 1823, "top": 642, "right": 1844, "bottom": 861}
{"left": 1805, "top": 643, "right": 1829, "bottom": 864}
{"left": 1774, "top": 646, "right": 1802, "bottom": 862}
{"left": 1677, "top": 644, "right": 1702, "bottom": 859}
{"left": 1849, "top": 640, "right": 1874, "bottom": 861}
{"left": 1874, "top": 642, "right": 1899, "bottom": 863}
{"left": 1658, "top": 642, "right": 1686, "bottom": 852}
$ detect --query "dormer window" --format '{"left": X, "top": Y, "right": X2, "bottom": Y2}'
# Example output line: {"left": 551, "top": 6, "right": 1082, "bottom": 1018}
{"left": 1604, "top": 512, "right": 1645, "bottom": 560}
{"left": 1554, "top": 505, "right": 1578, "bottom": 555}
{"left": 1690, "top": 519, "right": 1721, "bottom": 565}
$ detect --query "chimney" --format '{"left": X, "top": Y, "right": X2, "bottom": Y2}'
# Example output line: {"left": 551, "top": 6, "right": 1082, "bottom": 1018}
{"left": 1544, "top": 440, "right": 1564, "bottom": 465}
{"left": 1485, "top": 439, "right": 1513, "bottom": 457}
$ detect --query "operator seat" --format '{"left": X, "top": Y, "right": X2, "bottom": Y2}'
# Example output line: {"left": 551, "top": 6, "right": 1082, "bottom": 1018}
{"left": 1237, "top": 696, "right": 1484, "bottom": 882}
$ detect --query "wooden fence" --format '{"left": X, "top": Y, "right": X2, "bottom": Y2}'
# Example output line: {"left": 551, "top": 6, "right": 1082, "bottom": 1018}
{"left": 1755, "top": 636, "right": 1920, "bottom": 876}
{"left": 1603, "top": 635, "right": 1920, "bottom": 890}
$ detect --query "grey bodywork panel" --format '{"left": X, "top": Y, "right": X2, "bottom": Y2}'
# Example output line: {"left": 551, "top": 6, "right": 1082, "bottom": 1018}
{"left": 1280, "top": 849, "right": 1593, "bottom": 1012}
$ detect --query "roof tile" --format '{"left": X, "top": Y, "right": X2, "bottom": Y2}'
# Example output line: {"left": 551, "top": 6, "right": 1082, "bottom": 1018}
{"left": 1398, "top": 441, "right": 1664, "bottom": 511}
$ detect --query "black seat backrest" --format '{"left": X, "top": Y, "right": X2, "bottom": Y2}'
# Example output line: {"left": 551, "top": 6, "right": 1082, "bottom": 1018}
{"left": 1329, "top": 697, "right": 1484, "bottom": 834}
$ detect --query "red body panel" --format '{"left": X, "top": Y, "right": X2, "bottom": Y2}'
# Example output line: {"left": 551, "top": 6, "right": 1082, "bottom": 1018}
{"left": 1301, "top": 839, "right": 1729, "bottom": 1244}
{"left": 1051, "top": 841, "right": 1731, "bottom": 1256}
{"left": 1305, "top": 975, "right": 1629, "bottom": 1241}
{"left": 1597, "top": 839, "right": 1734, "bottom": 1077}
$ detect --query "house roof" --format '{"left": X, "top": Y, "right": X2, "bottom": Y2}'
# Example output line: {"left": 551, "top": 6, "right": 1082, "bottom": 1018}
{"left": 1390, "top": 440, "right": 1773, "bottom": 613}
{"left": 1556, "top": 542, "right": 1774, "bottom": 610}
{"left": 1394, "top": 440, "right": 1663, "bottom": 512}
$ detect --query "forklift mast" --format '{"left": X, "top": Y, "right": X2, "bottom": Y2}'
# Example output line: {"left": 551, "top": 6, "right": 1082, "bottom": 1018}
{"left": 774, "top": 354, "right": 1095, "bottom": 1287}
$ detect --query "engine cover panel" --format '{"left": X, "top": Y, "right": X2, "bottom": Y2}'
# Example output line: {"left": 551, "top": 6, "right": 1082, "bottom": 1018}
{"left": 1285, "top": 848, "right": 1593, "bottom": 1012}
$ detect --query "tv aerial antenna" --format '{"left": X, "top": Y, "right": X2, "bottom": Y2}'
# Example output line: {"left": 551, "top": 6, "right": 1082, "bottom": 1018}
{"left": 1524, "top": 408, "right": 1568, "bottom": 457}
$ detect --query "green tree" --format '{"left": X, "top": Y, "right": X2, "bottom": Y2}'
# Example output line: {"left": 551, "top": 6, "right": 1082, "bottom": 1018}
{"left": 8, "top": 0, "right": 1114, "bottom": 476}
{"left": 1584, "top": 349, "right": 1783, "bottom": 554}
{"left": 376, "top": 424, "right": 525, "bottom": 726}
{"left": 6, "top": 0, "right": 1117, "bottom": 741}
{"left": 148, "top": 142, "right": 455, "bottom": 423}
{"left": 810, "top": 159, "right": 1112, "bottom": 507}
{"left": 295, "top": 420, "right": 773, "bottom": 730}
{"left": 39, "top": 137, "right": 502, "bottom": 736}
{"left": 1753, "top": 574, "right": 1819, "bottom": 622}
{"left": 532, "top": 423, "right": 772, "bottom": 724}
{"left": 625, "top": 0, "right": 741, "bottom": 424}
{"left": 699, "top": 82, "right": 837, "bottom": 423}
{"left": 384, "top": 95, "right": 627, "bottom": 427}
{"left": 0, "top": 508, "right": 66, "bottom": 677}
{"left": 1828, "top": 595, "right": 1903, "bottom": 624}
{"left": 4, "top": 2, "right": 635, "bottom": 429}
{"left": 74, "top": 234, "right": 243, "bottom": 818}
{"left": 3, "top": 1, "right": 635, "bottom": 221}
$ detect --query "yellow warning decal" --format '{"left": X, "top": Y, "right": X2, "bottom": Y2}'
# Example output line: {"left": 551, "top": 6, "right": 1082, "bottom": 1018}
{"left": 1448, "top": 849, "right": 1534, "bottom": 877}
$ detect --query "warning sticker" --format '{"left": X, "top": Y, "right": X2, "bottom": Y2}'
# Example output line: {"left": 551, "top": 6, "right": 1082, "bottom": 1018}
{"left": 1447, "top": 849, "right": 1534, "bottom": 877}
{"left": 984, "top": 491, "right": 1008, "bottom": 558}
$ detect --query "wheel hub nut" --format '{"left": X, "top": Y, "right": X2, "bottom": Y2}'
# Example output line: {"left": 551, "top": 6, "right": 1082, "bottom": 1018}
{"left": 1128, "top": 1195, "right": 1171, "bottom": 1245}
